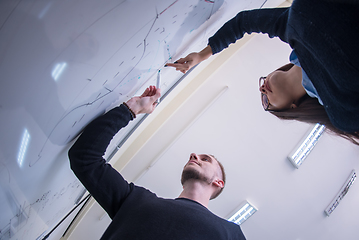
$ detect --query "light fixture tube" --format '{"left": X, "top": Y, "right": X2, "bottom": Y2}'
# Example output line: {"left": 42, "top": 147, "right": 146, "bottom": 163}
{"left": 324, "top": 170, "right": 356, "bottom": 216}
{"left": 18, "top": 129, "right": 30, "bottom": 167}
{"left": 288, "top": 123, "right": 325, "bottom": 168}
{"left": 228, "top": 201, "right": 257, "bottom": 225}
{"left": 52, "top": 62, "right": 67, "bottom": 81}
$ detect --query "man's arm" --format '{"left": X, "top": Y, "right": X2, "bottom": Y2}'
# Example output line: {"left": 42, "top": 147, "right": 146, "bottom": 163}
{"left": 68, "top": 86, "right": 160, "bottom": 219}
{"left": 166, "top": 7, "right": 289, "bottom": 73}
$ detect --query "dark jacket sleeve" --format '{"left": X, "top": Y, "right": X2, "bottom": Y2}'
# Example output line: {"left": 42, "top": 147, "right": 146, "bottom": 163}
{"left": 208, "top": 7, "right": 289, "bottom": 54}
{"left": 68, "top": 104, "right": 133, "bottom": 219}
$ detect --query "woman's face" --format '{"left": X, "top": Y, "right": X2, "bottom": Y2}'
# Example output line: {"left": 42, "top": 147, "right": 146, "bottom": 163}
{"left": 259, "top": 67, "right": 304, "bottom": 111}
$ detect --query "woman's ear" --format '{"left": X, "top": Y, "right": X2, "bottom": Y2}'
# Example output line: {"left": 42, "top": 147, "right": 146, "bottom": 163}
{"left": 291, "top": 103, "right": 298, "bottom": 109}
{"left": 290, "top": 100, "right": 299, "bottom": 108}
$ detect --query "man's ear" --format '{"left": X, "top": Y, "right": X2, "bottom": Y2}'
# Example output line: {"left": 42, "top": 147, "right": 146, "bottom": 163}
{"left": 213, "top": 179, "right": 224, "bottom": 189}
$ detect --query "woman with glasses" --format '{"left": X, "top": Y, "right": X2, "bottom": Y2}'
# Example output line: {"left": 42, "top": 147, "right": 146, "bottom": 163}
{"left": 166, "top": 0, "right": 359, "bottom": 145}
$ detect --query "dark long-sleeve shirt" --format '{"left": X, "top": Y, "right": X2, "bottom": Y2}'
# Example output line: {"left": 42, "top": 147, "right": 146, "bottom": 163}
{"left": 68, "top": 105, "right": 246, "bottom": 240}
{"left": 208, "top": 0, "right": 359, "bottom": 133}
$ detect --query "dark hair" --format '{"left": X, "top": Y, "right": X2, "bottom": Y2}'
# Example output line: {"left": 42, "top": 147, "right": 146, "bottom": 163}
{"left": 210, "top": 155, "right": 226, "bottom": 200}
{"left": 270, "top": 95, "right": 359, "bottom": 145}
{"left": 267, "top": 64, "right": 359, "bottom": 146}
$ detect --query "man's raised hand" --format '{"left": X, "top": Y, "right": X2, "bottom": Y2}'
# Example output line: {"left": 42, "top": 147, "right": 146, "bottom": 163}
{"left": 125, "top": 86, "right": 161, "bottom": 115}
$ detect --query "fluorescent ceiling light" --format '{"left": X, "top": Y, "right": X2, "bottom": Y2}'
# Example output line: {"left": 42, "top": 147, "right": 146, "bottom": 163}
{"left": 18, "top": 129, "right": 30, "bottom": 167}
{"left": 52, "top": 62, "right": 67, "bottom": 81}
{"left": 325, "top": 170, "right": 356, "bottom": 216}
{"left": 38, "top": 3, "right": 52, "bottom": 19}
{"left": 288, "top": 123, "right": 325, "bottom": 168}
{"left": 228, "top": 201, "right": 257, "bottom": 225}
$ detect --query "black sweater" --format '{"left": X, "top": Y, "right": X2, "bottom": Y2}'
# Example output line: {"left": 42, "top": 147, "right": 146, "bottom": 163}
{"left": 68, "top": 105, "right": 246, "bottom": 240}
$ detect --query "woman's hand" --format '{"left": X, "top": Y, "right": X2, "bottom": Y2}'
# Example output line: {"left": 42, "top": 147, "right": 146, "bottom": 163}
{"left": 165, "top": 45, "right": 213, "bottom": 74}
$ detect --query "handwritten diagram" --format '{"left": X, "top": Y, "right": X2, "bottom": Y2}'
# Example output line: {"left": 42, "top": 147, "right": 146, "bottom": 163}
{"left": 0, "top": 0, "right": 272, "bottom": 239}
{"left": 0, "top": 0, "right": 226, "bottom": 239}
{"left": 29, "top": 0, "right": 224, "bottom": 167}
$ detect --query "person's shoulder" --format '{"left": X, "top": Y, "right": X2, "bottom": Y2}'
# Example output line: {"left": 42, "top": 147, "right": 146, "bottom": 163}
{"left": 130, "top": 183, "right": 159, "bottom": 198}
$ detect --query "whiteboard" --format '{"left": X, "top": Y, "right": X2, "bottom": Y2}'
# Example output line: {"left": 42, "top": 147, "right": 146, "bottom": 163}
{"left": 0, "top": 0, "right": 276, "bottom": 239}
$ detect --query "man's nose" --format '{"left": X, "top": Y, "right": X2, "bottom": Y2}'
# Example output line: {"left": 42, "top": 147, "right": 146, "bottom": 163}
{"left": 190, "top": 153, "right": 197, "bottom": 160}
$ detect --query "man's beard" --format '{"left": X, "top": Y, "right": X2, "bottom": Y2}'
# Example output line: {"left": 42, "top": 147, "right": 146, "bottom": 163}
{"left": 181, "top": 167, "right": 212, "bottom": 185}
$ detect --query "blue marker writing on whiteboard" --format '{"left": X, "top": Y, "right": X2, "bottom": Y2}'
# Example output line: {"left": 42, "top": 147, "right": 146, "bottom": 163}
{"left": 156, "top": 70, "right": 161, "bottom": 103}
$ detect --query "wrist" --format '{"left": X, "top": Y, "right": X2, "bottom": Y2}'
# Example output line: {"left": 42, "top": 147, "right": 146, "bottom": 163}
{"left": 123, "top": 101, "right": 137, "bottom": 118}
{"left": 199, "top": 45, "right": 213, "bottom": 61}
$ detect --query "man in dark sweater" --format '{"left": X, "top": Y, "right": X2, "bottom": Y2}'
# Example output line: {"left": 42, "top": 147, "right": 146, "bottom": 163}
{"left": 68, "top": 86, "right": 246, "bottom": 239}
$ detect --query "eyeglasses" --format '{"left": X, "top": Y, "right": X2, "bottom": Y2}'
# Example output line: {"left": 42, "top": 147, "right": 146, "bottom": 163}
{"left": 259, "top": 77, "right": 271, "bottom": 111}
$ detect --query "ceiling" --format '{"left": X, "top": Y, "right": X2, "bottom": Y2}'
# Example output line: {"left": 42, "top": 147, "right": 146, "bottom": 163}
{"left": 65, "top": 22, "right": 359, "bottom": 240}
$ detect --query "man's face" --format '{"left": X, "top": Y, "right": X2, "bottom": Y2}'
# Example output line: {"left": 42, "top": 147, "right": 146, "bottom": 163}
{"left": 181, "top": 153, "right": 222, "bottom": 186}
